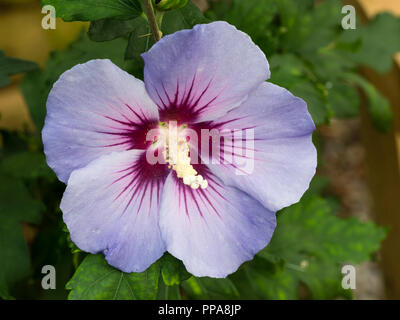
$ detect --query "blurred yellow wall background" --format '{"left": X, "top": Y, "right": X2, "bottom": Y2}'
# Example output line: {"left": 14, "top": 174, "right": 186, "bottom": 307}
{"left": 0, "top": 0, "right": 86, "bottom": 131}
{"left": 357, "top": 0, "right": 400, "bottom": 65}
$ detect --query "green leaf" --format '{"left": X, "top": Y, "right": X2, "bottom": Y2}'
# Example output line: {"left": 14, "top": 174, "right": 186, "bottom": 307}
{"left": 20, "top": 31, "right": 130, "bottom": 130}
{"left": 0, "top": 151, "right": 55, "bottom": 180}
{"left": 289, "top": 80, "right": 331, "bottom": 125}
{"left": 345, "top": 73, "right": 392, "bottom": 132}
{"left": 297, "top": 0, "right": 343, "bottom": 53}
{"left": 253, "top": 195, "right": 386, "bottom": 299}
{"left": 340, "top": 13, "right": 400, "bottom": 73}
{"left": 19, "top": 70, "right": 46, "bottom": 131}
{"left": 160, "top": 253, "right": 190, "bottom": 286}
{"left": 244, "top": 257, "right": 298, "bottom": 300}
{"left": 125, "top": 1, "right": 206, "bottom": 62}
{"left": 89, "top": 18, "right": 140, "bottom": 42}
{"left": 153, "top": 0, "right": 189, "bottom": 11}
{"left": 269, "top": 53, "right": 306, "bottom": 88}
{"left": 303, "top": 48, "right": 357, "bottom": 82}
{"left": 247, "top": 254, "right": 351, "bottom": 300}
{"left": 42, "top": 0, "right": 142, "bottom": 21}
{"left": 0, "top": 176, "right": 43, "bottom": 225}
{"left": 181, "top": 276, "right": 239, "bottom": 299}
{"left": 87, "top": 1, "right": 206, "bottom": 63}
{"left": 277, "top": 0, "right": 342, "bottom": 53}
{"left": 270, "top": 196, "right": 386, "bottom": 266}
{"left": 66, "top": 254, "right": 161, "bottom": 300}
{"left": 125, "top": 16, "right": 153, "bottom": 63}
{"left": 225, "top": 0, "right": 278, "bottom": 53}
{"left": 294, "top": 260, "right": 351, "bottom": 299}
{"left": 327, "top": 81, "right": 360, "bottom": 118}
{"left": 157, "top": 282, "right": 182, "bottom": 299}
{"left": 0, "top": 174, "right": 44, "bottom": 299}
{"left": 161, "top": 0, "right": 208, "bottom": 35}
{"left": 0, "top": 51, "right": 38, "bottom": 88}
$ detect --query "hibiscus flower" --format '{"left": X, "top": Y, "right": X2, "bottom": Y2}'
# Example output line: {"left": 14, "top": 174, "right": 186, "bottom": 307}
{"left": 43, "top": 22, "right": 316, "bottom": 278}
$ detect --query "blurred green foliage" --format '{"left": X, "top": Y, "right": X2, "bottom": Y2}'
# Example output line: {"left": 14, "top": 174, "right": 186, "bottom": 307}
{"left": 0, "top": 0, "right": 397, "bottom": 300}
{"left": 42, "top": 0, "right": 143, "bottom": 21}
{"left": 207, "top": 0, "right": 396, "bottom": 131}
{"left": 250, "top": 193, "right": 386, "bottom": 299}
{"left": 0, "top": 51, "right": 38, "bottom": 88}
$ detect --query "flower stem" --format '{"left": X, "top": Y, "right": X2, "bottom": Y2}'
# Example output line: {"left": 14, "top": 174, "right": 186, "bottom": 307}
{"left": 143, "top": 0, "right": 162, "bottom": 42}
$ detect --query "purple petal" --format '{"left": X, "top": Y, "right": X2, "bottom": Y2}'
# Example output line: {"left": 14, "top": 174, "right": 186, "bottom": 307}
{"left": 60, "top": 150, "right": 168, "bottom": 272}
{"left": 204, "top": 82, "right": 317, "bottom": 211}
{"left": 43, "top": 59, "right": 159, "bottom": 183}
{"left": 142, "top": 21, "right": 269, "bottom": 124}
{"left": 159, "top": 167, "right": 276, "bottom": 278}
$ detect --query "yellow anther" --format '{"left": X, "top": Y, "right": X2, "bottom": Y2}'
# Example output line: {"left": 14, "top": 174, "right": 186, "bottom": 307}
{"left": 160, "top": 122, "right": 208, "bottom": 190}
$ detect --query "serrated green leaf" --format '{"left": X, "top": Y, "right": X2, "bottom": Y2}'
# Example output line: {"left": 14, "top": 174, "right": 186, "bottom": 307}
{"left": 225, "top": 0, "right": 277, "bottom": 49}
{"left": 42, "top": 0, "right": 142, "bottom": 22}
{"left": 245, "top": 258, "right": 298, "bottom": 300}
{"left": 66, "top": 254, "right": 161, "bottom": 300}
{"left": 294, "top": 259, "right": 352, "bottom": 300}
{"left": 277, "top": 0, "right": 341, "bottom": 53}
{"left": 0, "top": 51, "right": 38, "bottom": 88}
{"left": 340, "top": 13, "right": 400, "bottom": 73}
{"left": 247, "top": 254, "right": 352, "bottom": 300}
{"left": 270, "top": 196, "right": 386, "bottom": 264}
{"left": 206, "top": 0, "right": 279, "bottom": 54}
{"left": 253, "top": 195, "right": 386, "bottom": 299}
{"left": 304, "top": 48, "right": 357, "bottom": 82}
{"left": 160, "top": 253, "right": 190, "bottom": 286}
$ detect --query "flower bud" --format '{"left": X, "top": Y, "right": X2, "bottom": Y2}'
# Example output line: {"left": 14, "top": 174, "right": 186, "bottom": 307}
{"left": 152, "top": 0, "right": 189, "bottom": 11}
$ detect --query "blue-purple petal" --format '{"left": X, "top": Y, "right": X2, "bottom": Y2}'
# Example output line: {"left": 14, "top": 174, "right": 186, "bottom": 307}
{"left": 158, "top": 169, "right": 276, "bottom": 278}
{"left": 142, "top": 21, "right": 270, "bottom": 123}
{"left": 60, "top": 150, "right": 168, "bottom": 272}
{"left": 43, "top": 59, "right": 159, "bottom": 183}
{"left": 205, "top": 82, "right": 317, "bottom": 211}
